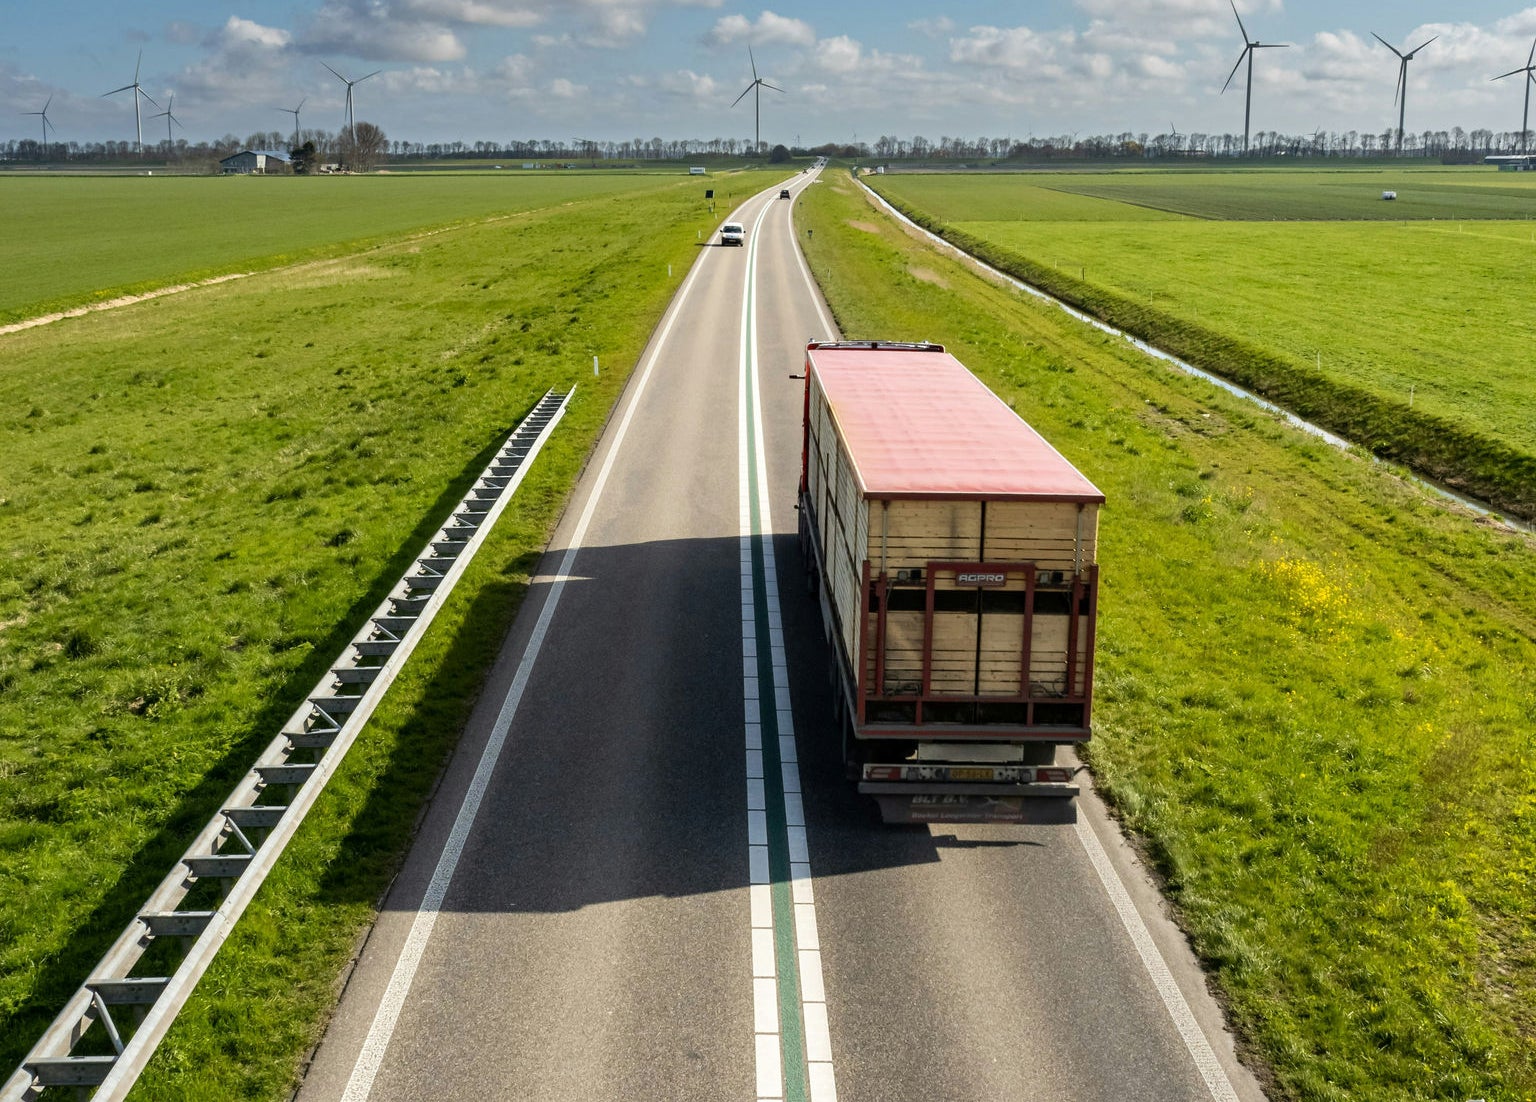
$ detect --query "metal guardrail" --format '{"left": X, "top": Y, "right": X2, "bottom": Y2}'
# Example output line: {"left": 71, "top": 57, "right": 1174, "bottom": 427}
{"left": 4, "top": 388, "right": 574, "bottom": 1101}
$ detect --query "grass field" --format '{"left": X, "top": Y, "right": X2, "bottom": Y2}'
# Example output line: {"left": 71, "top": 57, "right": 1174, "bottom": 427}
{"left": 807, "top": 171, "right": 1536, "bottom": 1100}
{"left": 880, "top": 166, "right": 1536, "bottom": 221}
{"left": 0, "top": 173, "right": 738, "bottom": 1094}
{"left": 0, "top": 171, "right": 772, "bottom": 325}
{"left": 868, "top": 168, "right": 1536, "bottom": 518}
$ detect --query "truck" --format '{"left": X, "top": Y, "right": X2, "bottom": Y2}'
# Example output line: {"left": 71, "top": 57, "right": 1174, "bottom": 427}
{"left": 797, "top": 341, "right": 1104, "bottom": 825}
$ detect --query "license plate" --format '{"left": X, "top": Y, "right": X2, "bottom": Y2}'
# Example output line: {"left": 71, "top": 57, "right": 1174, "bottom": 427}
{"left": 948, "top": 767, "right": 994, "bottom": 781}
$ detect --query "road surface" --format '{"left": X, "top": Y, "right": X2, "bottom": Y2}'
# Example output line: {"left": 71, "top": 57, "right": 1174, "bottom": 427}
{"left": 295, "top": 169, "right": 1268, "bottom": 1102}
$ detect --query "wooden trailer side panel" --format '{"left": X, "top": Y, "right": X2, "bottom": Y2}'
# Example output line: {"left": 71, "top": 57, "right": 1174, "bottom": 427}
{"left": 806, "top": 376, "right": 870, "bottom": 679}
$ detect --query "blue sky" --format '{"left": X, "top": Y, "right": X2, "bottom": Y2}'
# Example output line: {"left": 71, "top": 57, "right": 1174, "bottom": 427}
{"left": 6, "top": 1, "right": 1536, "bottom": 147}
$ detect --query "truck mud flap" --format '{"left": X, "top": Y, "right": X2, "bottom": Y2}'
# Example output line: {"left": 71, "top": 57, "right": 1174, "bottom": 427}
{"left": 872, "top": 793, "right": 1077, "bottom": 826}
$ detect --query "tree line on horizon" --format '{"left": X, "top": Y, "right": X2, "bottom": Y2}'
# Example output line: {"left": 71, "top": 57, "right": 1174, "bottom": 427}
{"left": 4, "top": 124, "right": 1533, "bottom": 168}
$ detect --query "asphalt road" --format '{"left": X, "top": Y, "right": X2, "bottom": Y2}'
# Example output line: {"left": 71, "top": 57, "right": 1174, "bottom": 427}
{"left": 296, "top": 170, "right": 1269, "bottom": 1102}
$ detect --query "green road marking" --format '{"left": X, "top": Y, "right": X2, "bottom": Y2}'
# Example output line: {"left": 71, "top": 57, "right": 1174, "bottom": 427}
{"left": 743, "top": 218, "right": 811, "bottom": 1102}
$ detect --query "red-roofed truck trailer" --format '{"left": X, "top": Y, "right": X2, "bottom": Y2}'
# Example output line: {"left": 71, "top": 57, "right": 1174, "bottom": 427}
{"left": 798, "top": 341, "right": 1105, "bottom": 825}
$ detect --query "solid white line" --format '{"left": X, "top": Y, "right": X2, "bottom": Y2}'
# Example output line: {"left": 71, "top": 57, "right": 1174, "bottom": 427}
{"left": 785, "top": 177, "right": 838, "bottom": 340}
{"left": 338, "top": 236, "right": 717, "bottom": 1102}
{"left": 1074, "top": 816, "right": 1241, "bottom": 1102}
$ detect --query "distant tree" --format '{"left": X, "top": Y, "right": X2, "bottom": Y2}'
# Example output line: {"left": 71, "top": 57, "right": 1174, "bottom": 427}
{"left": 341, "top": 122, "right": 387, "bottom": 172}
{"left": 768, "top": 143, "right": 791, "bottom": 163}
{"left": 290, "top": 140, "right": 317, "bottom": 175}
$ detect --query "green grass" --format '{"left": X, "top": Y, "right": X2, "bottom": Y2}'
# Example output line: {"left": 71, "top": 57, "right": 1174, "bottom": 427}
{"left": 868, "top": 169, "right": 1536, "bottom": 520}
{"left": 881, "top": 167, "right": 1536, "bottom": 222}
{"left": 0, "top": 171, "right": 773, "bottom": 324}
{"left": 805, "top": 171, "right": 1536, "bottom": 1101}
{"left": 0, "top": 175, "right": 738, "bottom": 1094}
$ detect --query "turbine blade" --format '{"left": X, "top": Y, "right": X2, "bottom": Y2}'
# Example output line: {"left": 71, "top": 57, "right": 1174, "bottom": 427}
{"left": 763, "top": 81, "right": 785, "bottom": 93}
{"left": 1408, "top": 36, "right": 1437, "bottom": 56}
{"left": 1371, "top": 32, "right": 1405, "bottom": 59}
{"left": 139, "top": 90, "right": 159, "bottom": 108}
{"left": 749, "top": 45, "right": 758, "bottom": 80}
{"left": 323, "top": 61, "right": 347, "bottom": 83}
{"left": 135, "top": 49, "right": 142, "bottom": 82}
{"left": 357, "top": 70, "right": 381, "bottom": 84}
{"left": 1491, "top": 67, "right": 1525, "bottom": 82}
{"left": 731, "top": 84, "right": 754, "bottom": 107}
{"left": 1221, "top": 47, "right": 1248, "bottom": 93}
{"left": 103, "top": 84, "right": 134, "bottom": 97}
{"left": 298, "top": 97, "right": 306, "bottom": 111}
{"left": 1230, "top": 0, "right": 1249, "bottom": 44}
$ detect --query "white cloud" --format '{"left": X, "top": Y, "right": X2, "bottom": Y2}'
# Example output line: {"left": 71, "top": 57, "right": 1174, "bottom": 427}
{"left": 221, "top": 16, "right": 293, "bottom": 50}
{"left": 399, "top": 0, "right": 544, "bottom": 27}
{"left": 705, "top": 10, "right": 815, "bottom": 47}
{"left": 909, "top": 16, "right": 953, "bottom": 38}
{"left": 303, "top": 1, "right": 466, "bottom": 62}
{"left": 814, "top": 35, "right": 861, "bottom": 74}
{"left": 549, "top": 76, "right": 586, "bottom": 97}
{"left": 654, "top": 68, "right": 723, "bottom": 99}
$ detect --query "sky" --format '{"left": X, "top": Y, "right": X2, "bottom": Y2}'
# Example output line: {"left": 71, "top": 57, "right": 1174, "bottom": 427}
{"left": 7, "top": 1, "right": 1536, "bottom": 149}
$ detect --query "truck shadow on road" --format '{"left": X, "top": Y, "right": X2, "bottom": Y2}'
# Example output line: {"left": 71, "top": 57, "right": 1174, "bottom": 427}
{"left": 316, "top": 528, "right": 1081, "bottom": 918}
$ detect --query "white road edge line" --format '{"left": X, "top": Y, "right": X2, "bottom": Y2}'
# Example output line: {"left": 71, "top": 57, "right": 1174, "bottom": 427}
{"left": 338, "top": 240, "right": 716, "bottom": 1102}
{"left": 1074, "top": 816, "right": 1241, "bottom": 1102}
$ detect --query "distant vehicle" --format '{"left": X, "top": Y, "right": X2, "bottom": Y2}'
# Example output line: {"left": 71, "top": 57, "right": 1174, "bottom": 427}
{"left": 689, "top": 166, "right": 707, "bottom": 175}
{"left": 1382, "top": 190, "right": 1397, "bottom": 200}
{"left": 779, "top": 189, "right": 791, "bottom": 199}
{"left": 799, "top": 340, "right": 1104, "bottom": 825}
{"left": 720, "top": 221, "right": 746, "bottom": 246}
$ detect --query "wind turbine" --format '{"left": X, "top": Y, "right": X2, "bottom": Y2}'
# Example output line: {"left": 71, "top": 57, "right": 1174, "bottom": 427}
{"left": 103, "top": 50, "right": 158, "bottom": 154}
{"left": 1167, "top": 121, "right": 1183, "bottom": 154}
{"left": 323, "top": 62, "right": 379, "bottom": 134}
{"left": 1221, "top": 1, "right": 1288, "bottom": 155}
{"left": 1372, "top": 32, "right": 1437, "bottom": 153}
{"left": 731, "top": 46, "right": 783, "bottom": 155}
{"left": 280, "top": 98, "right": 305, "bottom": 148}
{"left": 151, "top": 93, "right": 182, "bottom": 150}
{"left": 23, "top": 96, "right": 54, "bottom": 149}
{"left": 1491, "top": 38, "right": 1536, "bottom": 154}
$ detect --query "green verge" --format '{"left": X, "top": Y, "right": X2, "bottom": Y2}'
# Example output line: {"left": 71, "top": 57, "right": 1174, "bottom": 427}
{"left": 866, "top": 176, "right": 1536, "bottom": 523}
{"left": 805, "top": 172, "right": 1536, "bottom": 1101}
{"left": 0, "top": 176, "right": 739, "bottom": 1095}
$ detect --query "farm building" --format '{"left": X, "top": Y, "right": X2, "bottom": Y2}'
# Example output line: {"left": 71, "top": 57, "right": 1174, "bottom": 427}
{"left": 1484, "top": 154, "right": 1536, "bottom": 171}
{"left": 219, "top": 150, "right": 290, "bottom": 175}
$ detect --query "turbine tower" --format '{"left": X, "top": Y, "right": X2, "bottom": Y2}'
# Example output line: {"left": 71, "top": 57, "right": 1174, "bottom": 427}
{"left": 281, "top": 98, "right": 305, "bottom": 148}
{"left": 151, "top": 93, "right": 182, "bottom": 150}
{"left": 103, "top": 51, "right": 159, "bottom": 154}
{"left": 323, "top": 62, "right": 379, "bottom": 134}
{"left": 731, "top": 46, "right": 783, "bottom": 155}
{"left": 23, "top": 97, "right": 54, "bottom": 150}
{"left": 1221, "top": 1, "right": 1288, "bottom": 155}
{"left": 1491, "top": 38, "right": 1536, "bottom": 154}
{"left": 1372, "top": 32, "right": 1437, "bottom": 153}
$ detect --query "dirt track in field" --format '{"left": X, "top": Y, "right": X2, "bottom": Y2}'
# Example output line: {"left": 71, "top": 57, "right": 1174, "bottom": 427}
{"left": 0, "top": 273, "right": 253, "bottom": 337}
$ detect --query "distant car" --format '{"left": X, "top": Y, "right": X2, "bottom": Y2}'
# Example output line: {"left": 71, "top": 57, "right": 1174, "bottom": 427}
{"left": 720, "top": 221, "right": 746, "bottom": 246}
{"left": 779, "top": 189, "right": 791, "bottom": 199}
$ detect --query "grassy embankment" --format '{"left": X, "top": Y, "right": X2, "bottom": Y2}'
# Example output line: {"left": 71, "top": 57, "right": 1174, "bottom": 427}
{"left": 0, "top": 170, "right": 777, "bottom": 326}
{"left": 0, "top": 171, "right": 773, "bottom": 1095}
{"left": 867, "top": 169, "right": 1536, "bottom": 521}
{"left": 802, "top": 171, "right": 1536, "bottom": 1101}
